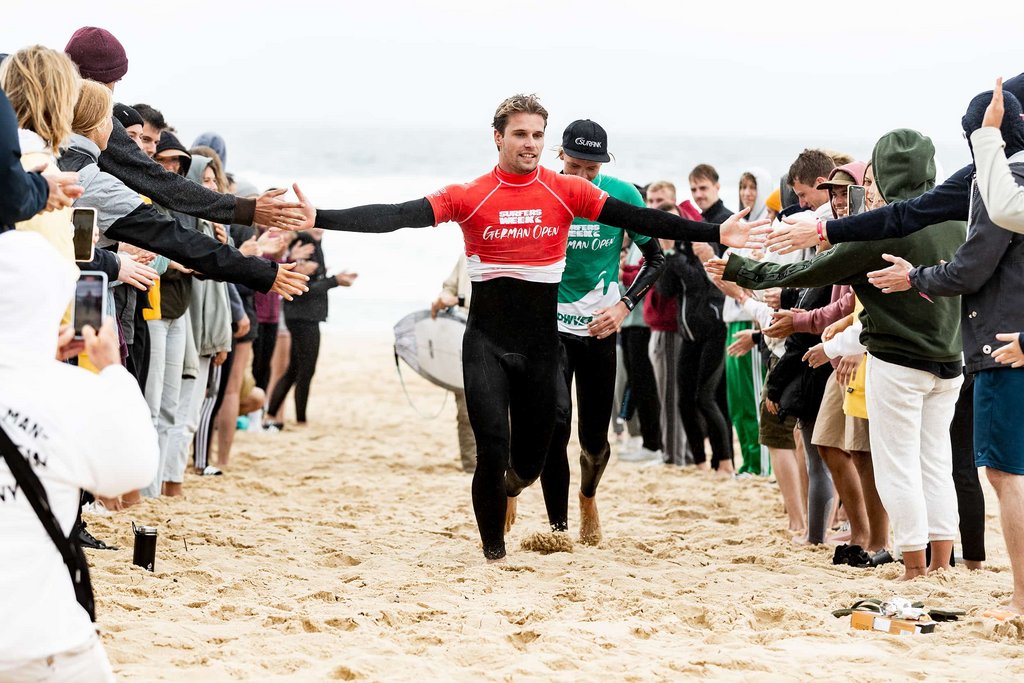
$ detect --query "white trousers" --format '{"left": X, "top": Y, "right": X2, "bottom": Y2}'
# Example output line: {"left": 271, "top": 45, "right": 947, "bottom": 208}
{"left": 141, "top": 316, "right": 187, "bottom": 497}
{"left": 163, "top": 355, "right": 212, "bottom": 484}
{"left": 865, "top": 355, "right": 962, "bottom": 552}
{"left": 0, "top": 634, "right": 115, "bottom": 683}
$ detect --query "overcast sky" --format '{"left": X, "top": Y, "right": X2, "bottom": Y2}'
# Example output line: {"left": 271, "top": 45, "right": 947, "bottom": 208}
{"left": 4, "top": 0, "right": 1022, "bottom": 144}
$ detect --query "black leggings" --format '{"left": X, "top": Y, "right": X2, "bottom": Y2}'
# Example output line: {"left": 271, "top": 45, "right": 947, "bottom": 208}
{"left": 951, "top": 374, "right": 985, "bottom": 562}
{"left": 619, "top": 326, "right": 663, "bottom": 452}
{"left": 252, "top": 322, "right": 279, "bottom": 391}
{"left": 464, "top": 278, "right": 561, "bottom": 560}
{"left": 267, "top": 320, "right": 321, "bottom": 423}
{"left": 540, "top": 332, "right": 617, "bottom": 532}
{"left": 677, "top": 326, "right": 733, "bottom": 467}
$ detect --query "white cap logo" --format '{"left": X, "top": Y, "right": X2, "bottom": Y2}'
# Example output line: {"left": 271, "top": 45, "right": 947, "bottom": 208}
{"left": 574, "top": 137, "right": 602, "bottom": 148}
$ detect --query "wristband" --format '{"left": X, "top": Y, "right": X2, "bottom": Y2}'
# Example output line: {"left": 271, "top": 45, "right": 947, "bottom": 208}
{"left": 816, "top": 220, "right": 827, "bottom": 244}
{"left": 619, "top": 296, "right": 635, "bottom": 312}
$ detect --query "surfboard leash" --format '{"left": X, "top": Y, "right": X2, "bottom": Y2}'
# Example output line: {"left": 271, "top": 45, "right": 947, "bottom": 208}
{"left": 393, "top": 347, "right": 450, "bottom": 419}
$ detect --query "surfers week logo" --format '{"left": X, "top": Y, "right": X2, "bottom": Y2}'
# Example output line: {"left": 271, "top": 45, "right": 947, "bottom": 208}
{"left": 481, "top": 209, "right": 560, "bottom": 240}
{"left": 567, "top": 223, "right": 615, "bottom": 251}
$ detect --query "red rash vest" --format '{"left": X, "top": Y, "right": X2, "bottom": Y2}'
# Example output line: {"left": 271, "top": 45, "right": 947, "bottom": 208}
{"left": 426, "top": 165, "right": 608, "bottom": 283}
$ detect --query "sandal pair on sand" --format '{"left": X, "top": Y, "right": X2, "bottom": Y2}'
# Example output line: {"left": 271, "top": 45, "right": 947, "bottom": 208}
{"left": 832, "top": 598, "right": 965, "bottom": 622}
{"left": 832, "top": 544, "right": 895, "bottom": 568}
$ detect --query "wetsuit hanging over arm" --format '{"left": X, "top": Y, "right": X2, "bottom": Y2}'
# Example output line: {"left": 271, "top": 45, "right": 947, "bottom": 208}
{"left": 314, "top": 199, "right": 436, "bottom": 232}
{"left": 597, "top": 196, "right": 723, "bottom": 242}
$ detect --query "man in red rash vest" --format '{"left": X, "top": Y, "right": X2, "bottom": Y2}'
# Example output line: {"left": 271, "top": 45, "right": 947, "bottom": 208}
{"left": 289, "top": 94, "right": 767, "bottom": 562}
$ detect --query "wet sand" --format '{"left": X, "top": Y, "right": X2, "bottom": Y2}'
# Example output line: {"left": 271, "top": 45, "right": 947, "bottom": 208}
{"left": 86, "top": 331, "right": 1024, "bottom": 681}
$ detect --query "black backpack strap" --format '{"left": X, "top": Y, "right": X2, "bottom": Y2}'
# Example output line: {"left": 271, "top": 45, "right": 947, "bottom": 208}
{"left": 0, "top": 424, "right": 95, "bottom": 621}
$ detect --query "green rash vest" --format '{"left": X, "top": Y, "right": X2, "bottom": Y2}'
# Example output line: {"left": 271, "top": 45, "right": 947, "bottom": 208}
{"left": 557, "top": 174, "right": 650, "bottom": 335}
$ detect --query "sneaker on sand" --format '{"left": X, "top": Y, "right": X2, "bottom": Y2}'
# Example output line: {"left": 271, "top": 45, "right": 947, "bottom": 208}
{"left": 620, "top": 447, "right": 663, "bottom": 463}
{"left": 77, "top": 522, "right": 117, "bottom": 550}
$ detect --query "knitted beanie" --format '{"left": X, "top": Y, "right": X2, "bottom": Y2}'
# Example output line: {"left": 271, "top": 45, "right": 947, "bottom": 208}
{"left": 65, "top": 27, "right": 128, "bottom": 83}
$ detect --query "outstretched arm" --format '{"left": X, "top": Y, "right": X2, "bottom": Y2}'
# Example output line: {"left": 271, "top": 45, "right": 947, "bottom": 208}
{"left": 293, "top": 184, "right": 436, "bottom": 233}
{"left": 597, "top": 197, "right": 768, "bottom": 249}
{"left": 765, "top": 168, "right": 972, "bottom": 254}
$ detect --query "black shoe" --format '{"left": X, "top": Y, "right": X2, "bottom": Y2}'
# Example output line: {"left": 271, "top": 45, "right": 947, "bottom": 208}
{"left": 77, "top": 523, "right": 117, "bottom": 551}
{"left": 832, "top": 544, "right": 855, "bottom": 565}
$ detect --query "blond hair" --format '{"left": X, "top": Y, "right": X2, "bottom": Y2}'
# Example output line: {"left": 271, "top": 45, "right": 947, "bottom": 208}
{"left": 492, "top": 94, "right": 548, "bottom": 134}
{"left": 0, "top": 45, "right": 81, "bottom": 155}
{"left": 71, "top": 80, "right": 112, "bottom": 138}
{"left": 646, "top": 180, "right": 677, "bottom": 199}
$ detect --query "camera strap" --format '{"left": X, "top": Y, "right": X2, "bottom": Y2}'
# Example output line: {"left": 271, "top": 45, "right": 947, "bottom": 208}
{"left": 0, "top": 424, "right": 95, "bottom": 622}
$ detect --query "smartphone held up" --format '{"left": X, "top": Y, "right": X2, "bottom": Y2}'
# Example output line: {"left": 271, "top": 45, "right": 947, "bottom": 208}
{"left": 73, "top": 271, "right": 107, "bottom": 340}
{"left": 72, "top": 207, "right": 98, "bottom": 262}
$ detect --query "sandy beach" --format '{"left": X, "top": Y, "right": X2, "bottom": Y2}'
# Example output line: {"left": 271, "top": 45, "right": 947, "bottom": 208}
{"left": 84, "top": 331, "right": 1024, "bottom": 682}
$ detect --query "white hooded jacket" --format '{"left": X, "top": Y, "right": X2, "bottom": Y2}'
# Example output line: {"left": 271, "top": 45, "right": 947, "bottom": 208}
{"left": 0, "top": 231, "right": 158, "bottom": 668}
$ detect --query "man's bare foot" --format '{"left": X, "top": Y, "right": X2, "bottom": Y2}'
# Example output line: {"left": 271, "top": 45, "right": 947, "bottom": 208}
{"left": 696, "top": 461, "right": 710, "bottom": 471}
{"left": 578, "top": 491, "right": 602, "bottom": 546}
{"left": 121, "top": 490, "right": 142, "bottom": 508}
{"left": 898, "top": 566, "right": 928, "bottom": 581}
{"left": 964, "top": 560, "right": 984, "bottom": 571}
{"left": 504, "top": 496, "right": 517, "bottom": 533}
{"left": 98, "top": 495, "right": 123, "bottom": 512}
{"left": 791, "top": 535, "right": 811, "bottom": 546}
{"left": 162, "top": 481, "right": 183, "bottom": 497}
{"left": 486, "top": 556, "right": 508, "bottom": 565}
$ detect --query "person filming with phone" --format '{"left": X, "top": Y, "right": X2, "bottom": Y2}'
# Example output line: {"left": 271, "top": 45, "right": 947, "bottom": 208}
{"left": 0, "top": 229, "right": 158, "bottom": 682}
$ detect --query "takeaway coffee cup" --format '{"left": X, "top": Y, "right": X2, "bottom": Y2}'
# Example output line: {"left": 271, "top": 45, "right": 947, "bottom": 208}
{"left": 132, "top": 522, "right": 157, "bottom": 572}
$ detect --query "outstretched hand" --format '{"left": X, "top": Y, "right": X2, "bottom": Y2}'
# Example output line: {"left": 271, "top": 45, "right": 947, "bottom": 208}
{"left": 720, "top": 207, "right": 771, "bottom": 250}
{"left": 704, "top": 257, "right": 727, "bottom": 279}
{"left": 272, "top": 262, "right": 309, "bottom": 301}
{"left": 766, "top": 215, "right": 825, "bottom": 255}
{"left": 253, "top": 188, "right": 307, "bottom": 230}
{"left": 983, "top": 77, "right": 1004, "bottom": 129}
{"left": 867, "top": 254, "right": 913, "bottom": 293}
{"left": 290, "top": 183, "right": 317, "bottom": 231}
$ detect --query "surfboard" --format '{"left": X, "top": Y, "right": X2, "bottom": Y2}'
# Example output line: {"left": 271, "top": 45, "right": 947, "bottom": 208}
{"left": 393, "top": 308, "right": 467, "bottom": 392}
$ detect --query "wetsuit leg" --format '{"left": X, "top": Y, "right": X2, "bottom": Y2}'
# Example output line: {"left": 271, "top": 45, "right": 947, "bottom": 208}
{"left": 291, "top": 321, "right": 322, "bottom": 423}
{"left": 696, "top": 325, "right": 733, "bottom": 468}
{"left": 541, "top": 336, "right": 576, "bottom": 532}
{"left": 463, "top": 327, "right": 512, "bottom": 560}
{"left": 462, "top": 278, "right": 560, "bottom": 560}
{"left": 802, "top": 420, "right": 835, "bottom": 545}
{"left": 950, "top": 374, "right": 985, "bottom": 562}
{"left": 506, "top": 342, "right": 560, "bottom": 495}
{"left": 677, "top": 336, "right": 708, "bottom": 464}
{"left": 253, "top": 322, "right": 278, "bottom": 390}
{"left": 576, "top": 333, "right": 618, "bottom": 497}
{"left": 620, "top": 327, "right": 663, "bottom": 452}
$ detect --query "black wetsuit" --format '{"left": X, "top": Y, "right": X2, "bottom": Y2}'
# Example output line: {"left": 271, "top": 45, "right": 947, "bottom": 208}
{"left": 314, "top": 189, "right": 728, "bottom": 559}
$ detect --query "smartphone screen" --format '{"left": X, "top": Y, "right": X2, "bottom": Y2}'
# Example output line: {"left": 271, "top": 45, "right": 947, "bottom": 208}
{"left": 73, "top": 272, "right": 107, "bottom": 339}
{"left": 72, "top": 207, "right": 96, "bottom": 262}
{"left": 848, "top": 185, "right": 866, "bottom": 216}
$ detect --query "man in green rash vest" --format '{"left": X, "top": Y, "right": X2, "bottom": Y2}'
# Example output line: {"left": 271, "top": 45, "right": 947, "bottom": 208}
{"left": 533, "top": 119, "right": 666, "bottom": 545}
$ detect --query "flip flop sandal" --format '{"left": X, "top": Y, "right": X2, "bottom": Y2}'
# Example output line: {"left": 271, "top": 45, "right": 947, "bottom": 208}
{"left": 981, "top": 609, "right": 1020, "bottom": 621}
{"left": 832, "top": 599, "right": 926, "bottom": 619}
{"left": 928, "top": 608, "right": 966, "bottom": 622}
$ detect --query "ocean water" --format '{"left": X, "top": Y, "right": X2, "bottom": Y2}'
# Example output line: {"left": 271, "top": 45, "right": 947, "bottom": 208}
{"left": 177, "top": 123, "right": 971, "bottom": 337}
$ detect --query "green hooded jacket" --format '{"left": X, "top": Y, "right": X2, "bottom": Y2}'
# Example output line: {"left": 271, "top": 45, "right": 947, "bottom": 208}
{"left": 722, "top": 129, "right": 965, "bottom": 368}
